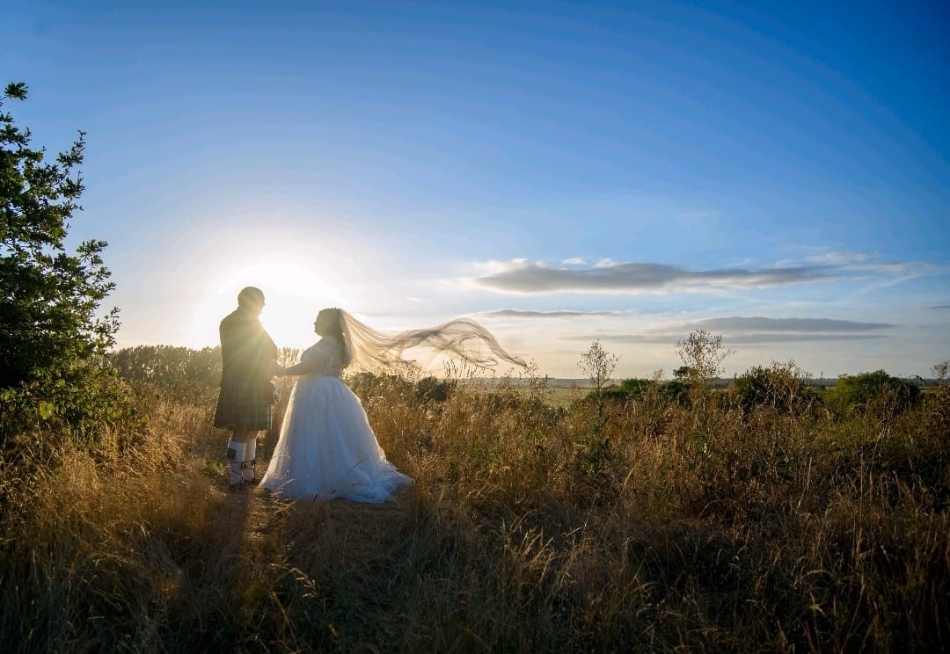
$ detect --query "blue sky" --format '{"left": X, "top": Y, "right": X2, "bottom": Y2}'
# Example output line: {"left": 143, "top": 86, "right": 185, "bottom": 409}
{"left": 3, "top": 0, "right": 948, "bottom": 378}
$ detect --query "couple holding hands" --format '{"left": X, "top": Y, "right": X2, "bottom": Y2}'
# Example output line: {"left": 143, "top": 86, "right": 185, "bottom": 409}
{"left": 213, "top": 286, "right": 525, "bottom": 502}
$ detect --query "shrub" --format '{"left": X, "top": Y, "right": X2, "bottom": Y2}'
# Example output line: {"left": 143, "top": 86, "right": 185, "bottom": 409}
{"left": 825, "top": 370, "right": 922, "bottom": 417}
{"left": 730, "top": 360, "right": 819, "bottom": 417}
{"left": 108, "top": 345, "right": 222, "bottom": 402}
{"left": 411, "top": 376, "right": 455, "bottom": 405}
{"left": 0, "top": 360, "right": 140, "bottom": 446}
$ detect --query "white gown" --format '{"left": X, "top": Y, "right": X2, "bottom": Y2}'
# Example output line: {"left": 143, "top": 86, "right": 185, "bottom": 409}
{"left": 261, "top": 336, "right": 413, "bottom": 502}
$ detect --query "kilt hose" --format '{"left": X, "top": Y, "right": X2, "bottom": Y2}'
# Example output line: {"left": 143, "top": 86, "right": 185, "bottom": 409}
{"left": 213, "top": 380, "right": 275, "bottom": 431}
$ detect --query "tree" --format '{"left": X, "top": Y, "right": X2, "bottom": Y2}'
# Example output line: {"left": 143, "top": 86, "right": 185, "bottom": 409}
{"left": 672, "top": 366, "right": 692, "bottom": 380}
{"left": 0, "top": 82, "right": 135, "bottom": 446}
{"left": 0, "top": 82, "right": 119, "bottom": 389}
{"left": 576, "top": 340, "right": 620, "bottom": 493}
{"left": 579, "top": 339, "right": 619, "bottom": 405}
{"left": 674, "top": 330, "right": 733, "bottom": 385}
{"left": 933, "top": 360, "right": 950, "bottom": 386}
{"left": 674, "top": 331, "right": 734, "bottom": 443}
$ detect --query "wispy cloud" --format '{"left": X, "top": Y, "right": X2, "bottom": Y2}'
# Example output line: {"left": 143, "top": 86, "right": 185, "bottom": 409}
{"left": 928, "top": 304, "right": 950, "bottom": 310}
{"left": 564, "top": 333, "right": 888, "bottom": 344}
{"left": 479, "top": 309, "right": 629, "bottom": 319}
{"left": 560, "top": 315, "right": 894, "bottom": 345}
{"left": 847, "top": 261, "right": 937, "bottom": 275}
{"left": 806, "top": 250, "right": 872, "bottom": 265}
{"left": 803, "top": 249, "right": 937, "bottom": 277}
{"left": 473, "top": 260, "right": 834, "bottom": 294}
{"left": 693, "top": 317, "right": 893, "bottom": 332}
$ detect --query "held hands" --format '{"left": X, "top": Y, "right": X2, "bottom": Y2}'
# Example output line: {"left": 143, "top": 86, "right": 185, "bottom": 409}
{"left": 270, "top": 361, "right": 287, "bottom": 377}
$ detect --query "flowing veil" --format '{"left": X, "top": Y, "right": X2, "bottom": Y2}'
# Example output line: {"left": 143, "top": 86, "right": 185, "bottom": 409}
{"left": 337, "top": 310, "right": 527, "bottom": 374}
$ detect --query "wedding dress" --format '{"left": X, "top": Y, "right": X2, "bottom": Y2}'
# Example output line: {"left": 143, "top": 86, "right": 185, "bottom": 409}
{"left": 260, "top": 335, "right": 413, "bottom": 502}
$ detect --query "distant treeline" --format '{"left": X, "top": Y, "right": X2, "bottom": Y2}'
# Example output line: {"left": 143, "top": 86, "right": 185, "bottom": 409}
{"left": 107, "top": 346, "right": 935, "bottom": 419}
{"left": 591, "top": 363, "right": 930, "bottom": 418}
{"left": 106, "top": 345, "right": 453, "bottom": 406}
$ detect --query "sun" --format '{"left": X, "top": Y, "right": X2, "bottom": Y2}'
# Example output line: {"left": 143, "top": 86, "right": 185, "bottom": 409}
{"left": 186, "top": 260, "right": 343, "bottom": 350}
{"left": 226, "top": 261, "right": 336, "bottom": 300}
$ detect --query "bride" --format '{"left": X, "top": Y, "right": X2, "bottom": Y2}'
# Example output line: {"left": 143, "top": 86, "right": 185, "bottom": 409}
{"left": 261, "top": 308, "right": 526, "bottom": 502}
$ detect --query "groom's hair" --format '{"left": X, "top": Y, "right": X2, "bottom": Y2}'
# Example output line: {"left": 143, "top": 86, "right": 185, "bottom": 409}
{"left": 238, "top": 286, "right": 265, "bottom": 307}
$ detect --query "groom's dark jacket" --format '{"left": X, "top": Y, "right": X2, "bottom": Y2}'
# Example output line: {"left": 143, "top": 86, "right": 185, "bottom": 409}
{"left": 219, "top": 308, "right": 278, "bottom": 394}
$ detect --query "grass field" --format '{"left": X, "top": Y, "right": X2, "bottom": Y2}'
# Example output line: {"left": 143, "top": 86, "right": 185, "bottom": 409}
{"left": 1, "top": 369, "right": 948, "bottom": 652}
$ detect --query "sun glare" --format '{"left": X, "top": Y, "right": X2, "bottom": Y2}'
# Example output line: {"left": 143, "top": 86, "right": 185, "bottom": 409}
{"left": 186, "top": 260, "right": 343, "bottom": 351}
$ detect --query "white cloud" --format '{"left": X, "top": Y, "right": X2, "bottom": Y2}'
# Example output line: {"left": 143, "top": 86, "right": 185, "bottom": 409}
{"left": 469, "top": 254, "right": 943, "bottom": 296}
{"left": 558, "top": 314, "right": 894, "bottom": 346}
{"left": 473, "top": 260, "right": 835, "bottom": 294}
{"left": 563, "top": 333, "right": 888, "bottom": 345}
{"left": 470, "top": 258, "right": 527, "bottom": 276}
{"left": 693, "top": 316, "right": 893, "bottom": 332}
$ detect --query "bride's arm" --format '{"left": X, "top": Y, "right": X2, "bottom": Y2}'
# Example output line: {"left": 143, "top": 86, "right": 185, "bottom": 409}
{"left": 281, "top": 339, "right": 333, "bottom": 376}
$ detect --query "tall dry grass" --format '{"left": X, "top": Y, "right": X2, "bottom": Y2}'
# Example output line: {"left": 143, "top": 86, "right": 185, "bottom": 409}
{"left": 1, "top": 373, "right": 948, "bottom": 652}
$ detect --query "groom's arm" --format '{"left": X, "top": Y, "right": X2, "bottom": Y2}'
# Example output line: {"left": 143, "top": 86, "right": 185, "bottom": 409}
{"left": 280, "top": 341, "right": 332, "bottom": 376}
{"left": 280, "top": 361, "right": 313, "bottom": 376}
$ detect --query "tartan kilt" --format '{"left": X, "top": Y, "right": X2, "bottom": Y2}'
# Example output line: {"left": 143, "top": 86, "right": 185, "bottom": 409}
{"left": 213, "top": 380, "right": 275, "bottom": 431}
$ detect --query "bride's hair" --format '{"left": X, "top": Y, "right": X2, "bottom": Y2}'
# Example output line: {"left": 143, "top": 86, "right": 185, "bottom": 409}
{"left": 316, "top": 308, "right": 352, "bottom": 367}
{"left": 330, "top": 309, "right": 527, "bottom": 374}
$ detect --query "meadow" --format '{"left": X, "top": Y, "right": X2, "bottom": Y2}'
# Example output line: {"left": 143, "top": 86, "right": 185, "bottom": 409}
{"left": 1, "top": 346, "right": 948, "bottom": 653}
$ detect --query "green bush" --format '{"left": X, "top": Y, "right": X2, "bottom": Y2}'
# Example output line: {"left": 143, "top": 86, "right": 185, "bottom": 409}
{"left": 0, "top": 361, "right": 140, "bottom": 445}
{"left": 0, "top": 82, "right": 130, "bottom": 444}
{"left": 108, "top": 345, "right": 222, "bottom": 402}
{"left": 412, "top": 375, "right": 455, "bottom": 405}
{"left": 730, "top": 361, "right": 819, "bottom": 416}
{"left": 826, "top": 370, "right": 922, "bottom": 417}
{"left": 588, "top": 378, "right": 690, "bottom": 406}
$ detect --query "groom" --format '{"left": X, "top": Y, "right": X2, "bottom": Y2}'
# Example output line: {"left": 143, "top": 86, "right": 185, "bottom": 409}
{"left": 213, "top": 286, "right": 282, "bottom": 489}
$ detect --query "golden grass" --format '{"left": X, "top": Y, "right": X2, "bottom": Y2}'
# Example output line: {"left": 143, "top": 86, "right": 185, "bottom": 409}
{"left": 1, "top": 379, "right": 948, "bottom": 652}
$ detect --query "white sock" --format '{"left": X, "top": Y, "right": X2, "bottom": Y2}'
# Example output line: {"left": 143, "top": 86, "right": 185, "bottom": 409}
{"left": 243, "top": 439, "right": 257, "bottom": 482}
{"left": 226, "top": 440, "right": 246, "bottom": 486}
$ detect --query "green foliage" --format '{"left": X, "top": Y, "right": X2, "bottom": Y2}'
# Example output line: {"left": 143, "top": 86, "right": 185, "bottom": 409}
{"left": 619, "top": 377, "right": 652, "bottom": 396}
{"left": 108, "top": 345, "right": 222, "bottom": 402}
{"left": 107, "top": 345, "right": 308, "bottom": 404}
{"left": 346, "top": 370, "right": 453, "bottom": 407}
{"left": 629, "top": 377, "right": 690, "bottom": 403}
{"left": 0, "top": 83, "right": 119, "bottom": 389}
{"left": 411, "top": 375, "right": 455, "bottom": 405}
{"left": 586, "top": 376, "right": 693, "bottom": 408}
{"left": 672, "top": 365, "right": 691, "bottom": 380}
{"left": 730, "top": 360, "right": 819, "bottom": 416}
{"left": 0, "top": 360, "right": 140, "bottom": 445}
{"left": 826, "top": 370, "right": 922, "bottom": 417}
{"left": 0, "top": 82, "right": 130, "bottom": 443}
{"left": 660, "top": 378, "right": 692, "bottom": 405}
